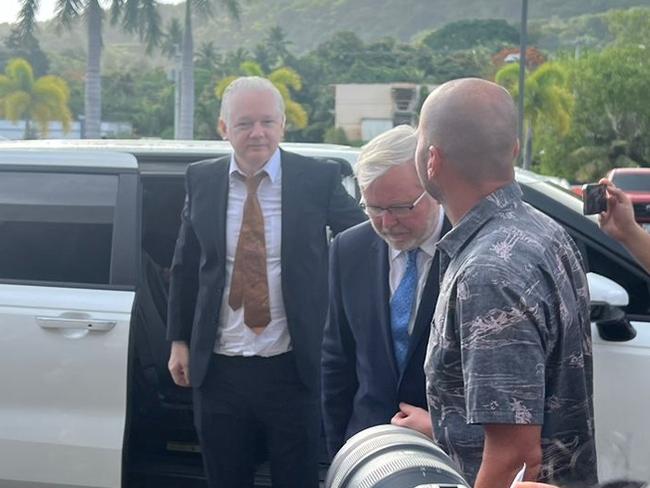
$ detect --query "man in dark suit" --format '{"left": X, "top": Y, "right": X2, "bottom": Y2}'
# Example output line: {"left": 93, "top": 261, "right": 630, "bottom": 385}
{"left": 322, "top": 125, "right": 448, "bottom": 458}
{"left": 166, "top": 76, "right": 365, "bottom": 488}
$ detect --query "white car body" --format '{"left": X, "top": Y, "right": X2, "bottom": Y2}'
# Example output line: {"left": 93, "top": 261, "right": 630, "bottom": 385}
{"left": 0, "top": 142, "right": 648, "bottom": 486}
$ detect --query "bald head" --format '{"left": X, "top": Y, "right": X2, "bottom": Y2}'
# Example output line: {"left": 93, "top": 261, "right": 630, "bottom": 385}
{"left": 419, "top": 78, "right": 518, "bottom": 183}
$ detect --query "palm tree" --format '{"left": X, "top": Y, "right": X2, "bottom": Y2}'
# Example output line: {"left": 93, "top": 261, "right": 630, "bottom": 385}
{"left": 177, "top": 0, "right": 241, "bottom": 140}
{"left": 266, "top": 26, "right": 293, "bottom": 67}
{"left": 17, "top": 0, "right": 161, "bottom": 139}
{"left": 160, "top": 17, "right": 183, "bottom": 60}
{"left": 215, "top": 61, "right": 308, "bottom": 130}
{"left": 0, "top": 58, "right": 72, "bottom": 139}
{"left": 495, "top": 62, "right": 574, "bottom": 168}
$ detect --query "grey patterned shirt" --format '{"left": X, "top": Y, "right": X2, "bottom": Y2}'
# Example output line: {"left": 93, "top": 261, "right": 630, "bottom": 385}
{"left": 425, "top": 182, "right": 597, "bottom": 487}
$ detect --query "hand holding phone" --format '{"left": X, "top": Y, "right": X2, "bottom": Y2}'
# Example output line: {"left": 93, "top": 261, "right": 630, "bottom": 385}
{"left": 582, "top": 183, "right": 607, "bottom": 215}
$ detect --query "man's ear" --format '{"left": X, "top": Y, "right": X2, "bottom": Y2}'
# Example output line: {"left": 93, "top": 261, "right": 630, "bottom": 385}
{"left": 218, "top": 119, "right": 228, "bottom": 140}
{"left": 427, "top": 145, "right": 442, "bottom": 180}
{"left": 513, "top": 139, "right": 521, "bottom": 160}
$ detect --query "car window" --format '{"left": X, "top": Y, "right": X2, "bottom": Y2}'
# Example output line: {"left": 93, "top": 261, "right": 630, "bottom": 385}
{"left": 0, "top": 171, "right": 118, "bottom": 285}
{"left": 610, "top": 172, "right": 650, "bottom": 192}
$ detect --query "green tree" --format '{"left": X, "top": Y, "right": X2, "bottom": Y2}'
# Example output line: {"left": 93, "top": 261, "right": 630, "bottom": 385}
{"left": 2, "top": 27, "right": 49, "bottom": 76}
{"left": 177, "top": 0, "right": 241, "bottom": 140}
{"left": 422, "top": 19, "right": 519, "bottom": 52}
{"left": 102, "top": 67, "right": 174, "bottom": 138}
{"left": 0, "top": 58, "right": 72, "bottom": 139}
{"left": 160, "top": 17, "right": 183, "bottom": 60}
{"left": 606, "top": 7, "right": 650, "bottom": 47}
{"left": 496, "top": 61, "right": 574, "bottom": 168}
{"left": 215, "top": 61, "right": 308, "bottom": 129}
{"left": 17, "top": 0, "right": 162, "bottom": 138}
{"left": 538, "top": 45, "right": 650, "bottom": 181}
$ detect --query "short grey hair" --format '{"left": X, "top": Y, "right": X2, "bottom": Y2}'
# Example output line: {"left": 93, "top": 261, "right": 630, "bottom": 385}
{"left": 355, "top": 125, "right": 417, "bottom": 191}
{"left": 219, "top": 76, "right": 286, "bottom": 125}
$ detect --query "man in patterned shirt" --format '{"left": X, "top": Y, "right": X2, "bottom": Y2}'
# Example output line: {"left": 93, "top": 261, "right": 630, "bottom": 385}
{"left": 414, "top": 78, "right": 597, "bottom": 488}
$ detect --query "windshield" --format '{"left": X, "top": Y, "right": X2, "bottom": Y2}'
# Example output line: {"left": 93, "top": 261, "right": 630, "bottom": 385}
{"left": 611, "top": 172, "right": 650, "bottom": 192}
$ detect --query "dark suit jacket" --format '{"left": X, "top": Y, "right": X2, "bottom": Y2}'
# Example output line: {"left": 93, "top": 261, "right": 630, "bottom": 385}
{"left": 166, "top": 149, "right": 366, "bottom": 389}
{"left": 321, "top": 218, "right": 449, "bottom": 457}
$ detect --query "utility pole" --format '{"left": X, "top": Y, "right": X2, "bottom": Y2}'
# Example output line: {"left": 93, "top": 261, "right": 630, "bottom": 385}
{"left": 518, "top": 0, "right": 529, "bottom": 168}
{"left": 174, "top": 45, "right": 182, "bottom": 139}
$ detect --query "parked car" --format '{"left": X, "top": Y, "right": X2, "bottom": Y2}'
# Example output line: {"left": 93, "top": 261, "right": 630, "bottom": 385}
{"left": 0, "top": 140, "right": 648, "bottom": 487}
{"left": 606, "top": 167, "right": 650, "bottom": 230}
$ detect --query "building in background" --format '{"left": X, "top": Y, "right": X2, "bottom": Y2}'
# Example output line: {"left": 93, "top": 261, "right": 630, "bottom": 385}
{"left": 0, "top": 120, "right": 133, "bottom": 140}
{"left": 334, "top": 83, "right": 436, "bottom": 142}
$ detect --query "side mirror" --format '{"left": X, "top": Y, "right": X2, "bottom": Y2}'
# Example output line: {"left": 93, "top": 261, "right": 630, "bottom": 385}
{"left": 587, "top": 273, "right": 636, "bottom": 342}
{"left": 587, "top": 272, "right": 629, "bottom": 307}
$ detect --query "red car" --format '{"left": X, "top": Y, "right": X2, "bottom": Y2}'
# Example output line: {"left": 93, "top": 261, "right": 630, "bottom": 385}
{"left": 606, "top": 167, "right": 650, "bottom": 228}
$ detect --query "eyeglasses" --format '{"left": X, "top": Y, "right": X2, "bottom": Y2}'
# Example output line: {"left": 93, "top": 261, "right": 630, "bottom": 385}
{"left": 360, "top": 191, "right": 428, "bottom": 218}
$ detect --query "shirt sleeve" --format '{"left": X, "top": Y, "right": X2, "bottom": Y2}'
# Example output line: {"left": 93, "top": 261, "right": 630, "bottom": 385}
{"left": 456, "top": 267, "right": 548, "bottom": 426}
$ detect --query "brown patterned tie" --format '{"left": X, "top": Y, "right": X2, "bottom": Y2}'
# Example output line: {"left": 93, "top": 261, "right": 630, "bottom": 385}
{"left": 228, "top": 171, "right": 271, "bottom": 334}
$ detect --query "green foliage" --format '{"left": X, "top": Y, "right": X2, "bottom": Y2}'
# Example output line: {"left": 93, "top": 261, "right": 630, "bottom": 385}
{"left": 1, "top": 28, "right": 50, "bottom": 77}
{"left": 421, "top": 19, "right": 519, "bottom": 52}
{"left": 496, "top": 62, "right": 573, "bottom": 136}
{"left": 102, "top": 68, "right": 173, "bottom": 137}
{"left": 606, "top": 7, "right": 650, "bottom": 47}
{"left": 159, "top": 18, "right": 183, "bottom": 59}
{"left": 323, "top": 127, "right": 349, "bottom": 145}
{"left": 0, "top": 57, "right": 72, "bottom": 138}
{"left": 536, "top": 45, "right": 650, "bottom": 181}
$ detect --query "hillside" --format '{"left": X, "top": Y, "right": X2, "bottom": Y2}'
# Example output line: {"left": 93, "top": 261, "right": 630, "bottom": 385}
{"left": 1, "top": 0, "right": 649, "bottom": 67}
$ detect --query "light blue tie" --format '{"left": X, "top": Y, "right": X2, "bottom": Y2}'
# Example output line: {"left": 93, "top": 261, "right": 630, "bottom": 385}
{"left": 390, "top": 248, "right": 419, "bottom": 374}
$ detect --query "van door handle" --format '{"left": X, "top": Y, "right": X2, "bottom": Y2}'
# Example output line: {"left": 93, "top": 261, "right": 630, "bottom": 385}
{"left": 36, "top": 316, "right": 116, "bottom": 332}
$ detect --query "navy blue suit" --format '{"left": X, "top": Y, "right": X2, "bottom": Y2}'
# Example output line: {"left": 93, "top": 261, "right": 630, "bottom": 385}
{"left": 321, "top": 219, "right": 448, "bottom": 458}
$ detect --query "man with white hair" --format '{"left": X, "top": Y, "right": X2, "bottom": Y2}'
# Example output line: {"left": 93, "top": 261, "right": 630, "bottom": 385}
{"left": 321, "top": 125, "right": 449, "bottom": 458}
{"left": 415, "top": 78, "right": 597, "bottom": 488}
{"left": 166, "top": 76, "right": 365, "bottom": 487}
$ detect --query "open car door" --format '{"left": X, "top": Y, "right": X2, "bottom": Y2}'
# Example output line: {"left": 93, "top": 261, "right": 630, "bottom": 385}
{"left": 0, "top": 151, "right": 138, "bottom": 487}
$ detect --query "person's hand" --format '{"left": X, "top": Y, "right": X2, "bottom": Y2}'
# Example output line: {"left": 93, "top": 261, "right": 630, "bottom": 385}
{"left": 598, "top": 178, "right": 640, "bottom": 244}
{"left": 168, "top": 340, "right": 191, "bottom": 387}
{"left": 391, "top": 403, "right": 433, "bottom": 438}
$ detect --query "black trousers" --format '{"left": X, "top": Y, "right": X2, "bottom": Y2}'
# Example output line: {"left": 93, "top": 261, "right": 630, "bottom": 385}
{"left": 193, "top": 352, "right": 320, "bottom": 488}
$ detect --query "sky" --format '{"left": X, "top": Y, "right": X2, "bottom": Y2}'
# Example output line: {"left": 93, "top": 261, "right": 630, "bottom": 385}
{"left": 0, "top": 0, "right": 184, "bottom": 25}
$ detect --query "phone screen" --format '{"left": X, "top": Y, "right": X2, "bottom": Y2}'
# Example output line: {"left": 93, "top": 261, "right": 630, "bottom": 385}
{"left": 582, "top": 183, "right": 607, "bottom": 215}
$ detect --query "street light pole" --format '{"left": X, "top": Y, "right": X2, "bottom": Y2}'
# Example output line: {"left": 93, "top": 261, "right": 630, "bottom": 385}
{"left": 518, "top": 0, "right": 528, "bottom": 168}
{"left": 174, "top": 44, "right": 182, "bottom": 140}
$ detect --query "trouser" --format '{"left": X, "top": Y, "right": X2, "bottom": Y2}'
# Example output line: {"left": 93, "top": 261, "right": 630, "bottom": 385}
{"left": 193, "top": 352, "right": 320, "bottom": 488}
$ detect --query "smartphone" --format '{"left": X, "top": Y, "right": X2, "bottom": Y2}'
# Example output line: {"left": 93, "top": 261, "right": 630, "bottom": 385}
{"left": 582, "top": 183, "right": 607, "bottom": 215}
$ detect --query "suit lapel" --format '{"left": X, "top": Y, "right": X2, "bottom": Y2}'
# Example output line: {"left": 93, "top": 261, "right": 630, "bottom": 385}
{"left": 373, "top": 237, "right": 400, "bottom": 382}
{"left": 210, "top": 160, "right": 230, "bottom": 283}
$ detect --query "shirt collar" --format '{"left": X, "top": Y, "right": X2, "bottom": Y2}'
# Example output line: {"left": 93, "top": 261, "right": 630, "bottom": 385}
{"left": 389, "top": 206, "right": 446, "bottom": 262}
{"left": 229, "top": 147, "right": 282, "bottom": 183}
{"left": 437, "top": 181, "right": 523, "bottom": 260}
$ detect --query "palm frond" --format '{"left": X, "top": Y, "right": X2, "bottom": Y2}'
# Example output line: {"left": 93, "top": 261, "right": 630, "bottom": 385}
{"left": 139, "top": 0, "right": 163, "bottom": 52}
{"left": 110, "top": 0, "right": 126, "bottom": 25}
{"left": 17, "top": 0, "right": 40, "bottom": 38}
{"left": 54, "top": 0, "right": 83, "bottom": 29}
{"left": 6, "top": 58, "right": 35, "bottom": 92}
{"left": 285, "top": 99, "right": 308, "bottom": 129}
{"left": 4, "top": 91, "right": 32, "bottom": 123}
{"left": 268, "top": 67, "right": 302, "bottom": 92}
{"left": 240, "top": 60, "right": 263, "bottom": 77}
{"left": 494, "top": 62, "right": 520, "bottom": 95}
{"left": 215, "top": 75, "right": 237, "bottom": 99}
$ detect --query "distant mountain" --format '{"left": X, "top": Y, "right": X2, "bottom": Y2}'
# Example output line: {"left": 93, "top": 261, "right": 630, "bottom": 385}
{"left": 1, "top": 0, "right": 649, "bottom": 68}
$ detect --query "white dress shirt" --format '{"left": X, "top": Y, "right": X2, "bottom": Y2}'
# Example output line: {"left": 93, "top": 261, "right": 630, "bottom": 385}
{"left": 214, "top": 148, "right": 292, "bottom": 356}
{"left": 388, "top": 208, "right": 445, "bottom": 334}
